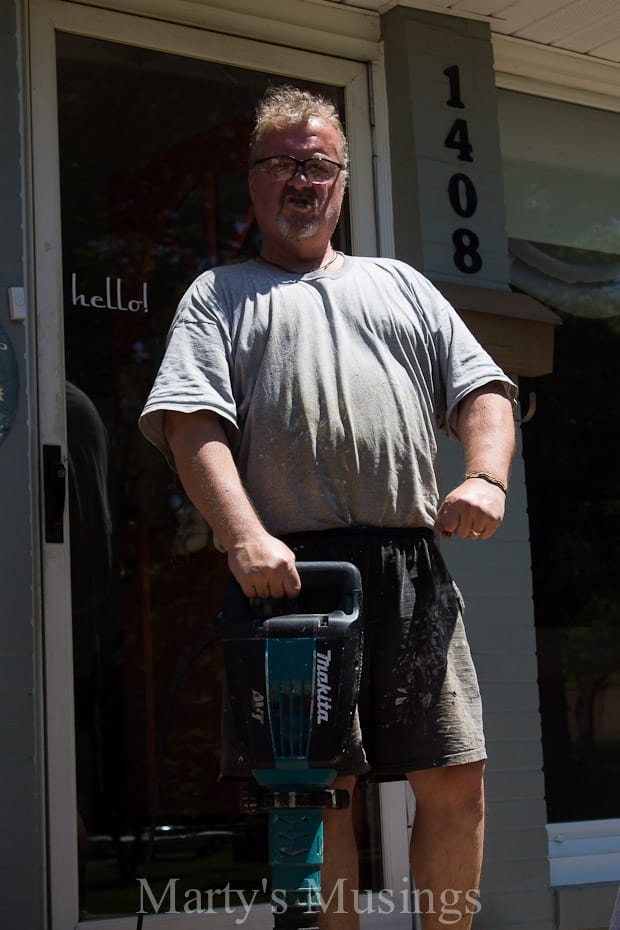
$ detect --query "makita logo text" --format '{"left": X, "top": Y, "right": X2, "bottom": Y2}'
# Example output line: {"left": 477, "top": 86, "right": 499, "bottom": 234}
{"left": 316, "top": 650, "right": 332, "bottom": 724}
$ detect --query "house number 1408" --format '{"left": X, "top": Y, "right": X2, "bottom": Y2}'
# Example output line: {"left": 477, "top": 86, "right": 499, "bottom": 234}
{"left": 443, "top": 65, "right": 482, "bottom": 275}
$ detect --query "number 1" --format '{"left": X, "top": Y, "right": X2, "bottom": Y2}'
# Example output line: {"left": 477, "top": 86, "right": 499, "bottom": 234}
{"left": 443, "top": 65, "right": 465, "bottom": 109}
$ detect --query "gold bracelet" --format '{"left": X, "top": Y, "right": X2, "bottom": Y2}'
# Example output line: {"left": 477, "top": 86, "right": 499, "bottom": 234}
{"left": 465, "top": 471, "right": 507, "bottom": 494}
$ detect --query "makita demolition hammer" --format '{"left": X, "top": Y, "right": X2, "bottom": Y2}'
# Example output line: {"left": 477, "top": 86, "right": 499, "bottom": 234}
{"left": 223, "top": 561, "right": 363, "bottom": 930}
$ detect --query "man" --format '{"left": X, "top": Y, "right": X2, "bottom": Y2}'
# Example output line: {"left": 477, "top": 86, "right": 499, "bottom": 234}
{"left": 140, "top": 84, "right": 517, "bottom": 929}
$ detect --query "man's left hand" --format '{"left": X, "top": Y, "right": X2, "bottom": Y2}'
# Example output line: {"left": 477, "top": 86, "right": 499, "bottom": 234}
{"left": 434, "top": 479, "right": 506, "bottom": 540}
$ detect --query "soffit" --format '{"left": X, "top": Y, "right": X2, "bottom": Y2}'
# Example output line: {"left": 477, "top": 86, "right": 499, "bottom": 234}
{"left": 325, "top": 0, "right": 620, "bottom": 64}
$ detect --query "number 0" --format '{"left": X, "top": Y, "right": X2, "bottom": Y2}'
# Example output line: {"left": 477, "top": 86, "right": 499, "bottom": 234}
{"left": 448, "top": 174, "right": 477, "bottom": 218}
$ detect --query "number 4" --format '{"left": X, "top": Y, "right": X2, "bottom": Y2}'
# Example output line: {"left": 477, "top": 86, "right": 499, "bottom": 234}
{"left": 444, "top": 119, "right": 473, "bottom": 163}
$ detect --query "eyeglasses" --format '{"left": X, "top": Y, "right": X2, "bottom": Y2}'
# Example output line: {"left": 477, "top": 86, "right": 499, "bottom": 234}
{"left": 252, "top": 154, "right": 344, "bottom": 184}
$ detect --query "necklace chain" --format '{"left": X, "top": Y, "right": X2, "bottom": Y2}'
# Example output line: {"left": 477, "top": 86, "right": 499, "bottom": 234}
{"left": 257, "top": 249, "right": 342, "bottom": 274}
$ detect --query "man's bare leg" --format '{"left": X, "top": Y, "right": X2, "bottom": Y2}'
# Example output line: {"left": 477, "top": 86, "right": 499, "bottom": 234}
{"left": 319, "top": 775, "right": 359, "bottom": 930}
{"left": 407, "top": 761, "right": 485, "bottom": 929}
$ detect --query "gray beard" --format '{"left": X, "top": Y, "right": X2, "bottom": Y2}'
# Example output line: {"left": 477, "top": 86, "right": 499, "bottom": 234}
{"left": 276, "top": 213, "right": 320, "bottom": 241}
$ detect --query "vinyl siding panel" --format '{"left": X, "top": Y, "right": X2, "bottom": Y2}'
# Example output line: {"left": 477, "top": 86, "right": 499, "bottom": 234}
{"left": 438, "top": 419, "right": 555, "bottom": 928}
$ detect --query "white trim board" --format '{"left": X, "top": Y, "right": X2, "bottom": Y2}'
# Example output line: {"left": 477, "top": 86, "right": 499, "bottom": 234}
{"left": 547, "top": 819, "right": 620, "bottom": 886}
{"left": 50, "top": 0, "right": 380, "bottom": 60}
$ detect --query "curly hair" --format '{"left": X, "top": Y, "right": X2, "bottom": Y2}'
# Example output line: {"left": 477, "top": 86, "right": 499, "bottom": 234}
{"left": 249, "top": 84, "right": 349, "bottom": 175}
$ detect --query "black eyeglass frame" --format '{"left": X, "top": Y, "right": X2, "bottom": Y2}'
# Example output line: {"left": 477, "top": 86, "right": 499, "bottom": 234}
{"left": 251, "top": 153, "right": 345, "bottom": 182}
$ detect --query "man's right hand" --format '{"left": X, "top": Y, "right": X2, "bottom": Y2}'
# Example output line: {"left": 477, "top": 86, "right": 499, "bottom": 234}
{"left": 227, "top": 531, "right": 301, "bottom": 600}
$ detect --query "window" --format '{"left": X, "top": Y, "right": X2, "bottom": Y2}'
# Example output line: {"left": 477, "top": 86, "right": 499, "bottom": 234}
{"left": 516, "top": 240, "right": 620, "bottom": 825}
{"left": 498, "top": 90, "right": 620, "bottom": 848}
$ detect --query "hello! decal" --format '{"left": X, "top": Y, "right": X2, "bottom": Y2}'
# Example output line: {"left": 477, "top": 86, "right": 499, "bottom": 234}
{"left": 71, "top": 273, "right": 149, "bottom": 313}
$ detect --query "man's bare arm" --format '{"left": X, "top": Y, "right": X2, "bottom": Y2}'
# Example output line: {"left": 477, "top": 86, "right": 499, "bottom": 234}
{"left": 434, "top": 382, "right": 515, "bottom": 540}
{"left": 164, "top": 409, "right": 300, "bottom": 598}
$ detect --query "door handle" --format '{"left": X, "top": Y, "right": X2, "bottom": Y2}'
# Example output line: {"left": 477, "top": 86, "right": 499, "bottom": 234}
{"left": 43, "top": 444, "right": 66, "bottom": 543}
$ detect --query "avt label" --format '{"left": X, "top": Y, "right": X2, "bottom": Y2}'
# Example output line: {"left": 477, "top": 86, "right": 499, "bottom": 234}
{"left": 316, "top": 650, "right": 333, "bottom": 724}
{"left": 251, "top": 688, "right": 265, "bottom": 724}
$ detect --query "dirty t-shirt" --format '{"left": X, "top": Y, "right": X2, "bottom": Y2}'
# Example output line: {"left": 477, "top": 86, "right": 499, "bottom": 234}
{"left": 139, "top": 256, "right": 517, "bottom": 535}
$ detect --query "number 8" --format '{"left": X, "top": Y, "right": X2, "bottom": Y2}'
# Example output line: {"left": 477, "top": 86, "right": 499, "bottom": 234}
{"left": 452, "top": 228, "right": 482, "bottom": 274}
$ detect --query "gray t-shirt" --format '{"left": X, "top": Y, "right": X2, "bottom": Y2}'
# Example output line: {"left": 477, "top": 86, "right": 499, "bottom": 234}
{"left": 140, "top": 256, "right": 516, "bottom": 535}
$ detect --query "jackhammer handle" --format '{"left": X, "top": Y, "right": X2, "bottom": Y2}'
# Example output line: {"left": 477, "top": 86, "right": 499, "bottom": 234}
{"left": 288, "top": 561, "right": 362, "bottom": 617}
{"left": 222, "top": 560, "right": 362, "bottom": 625}
{"left": 295, "top": 560, "right": 361, "bottom": 584}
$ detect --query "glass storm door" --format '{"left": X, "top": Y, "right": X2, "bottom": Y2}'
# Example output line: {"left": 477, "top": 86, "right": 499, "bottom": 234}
{"left": 32, "top": 9, "right": 409, "bottom": 926}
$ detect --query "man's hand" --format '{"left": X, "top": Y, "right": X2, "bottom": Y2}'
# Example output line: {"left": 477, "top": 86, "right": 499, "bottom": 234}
{"left": 434, "top": 478, "right": 506, "bottom": 541}
{"left": 437, "top": 381, "right": 515, "bottom": 540}
{"left": 227, "top": 531, "right": 301, "bottom": 600}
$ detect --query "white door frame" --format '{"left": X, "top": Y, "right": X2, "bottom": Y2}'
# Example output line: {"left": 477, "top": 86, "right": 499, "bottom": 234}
{"left": 29, "top": 1, "right": 406, "bottom": 928}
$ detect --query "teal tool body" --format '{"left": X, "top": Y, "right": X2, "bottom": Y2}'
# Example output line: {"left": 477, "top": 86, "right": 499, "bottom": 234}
{"left": 223, "top": 561, "right": 363, "bottom": 930}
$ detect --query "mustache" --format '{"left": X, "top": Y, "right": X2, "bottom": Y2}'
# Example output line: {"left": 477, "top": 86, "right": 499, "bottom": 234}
{"left": 281, "top": 186, "right": 318, "bottom": 208}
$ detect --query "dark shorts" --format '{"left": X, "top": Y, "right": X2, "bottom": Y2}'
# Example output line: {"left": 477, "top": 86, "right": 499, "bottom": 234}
{"left": 220, "top": 528, "right": 486, "bottom": 782}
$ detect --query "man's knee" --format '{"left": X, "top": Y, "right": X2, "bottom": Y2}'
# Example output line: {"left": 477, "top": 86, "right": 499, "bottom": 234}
{"left": 406, "top": 760, "right": 485, "bottom": 817}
